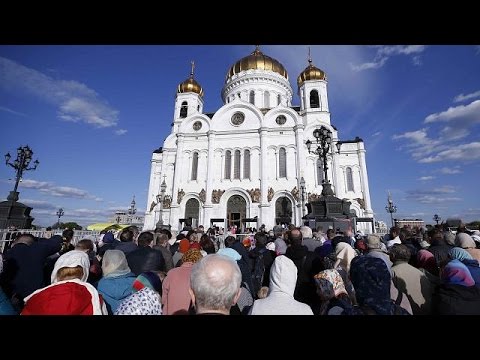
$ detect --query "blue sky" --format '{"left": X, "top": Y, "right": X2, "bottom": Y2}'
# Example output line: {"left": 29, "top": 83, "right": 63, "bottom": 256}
{"left": 1, "top": 45, "right": 479, "bottom": 228}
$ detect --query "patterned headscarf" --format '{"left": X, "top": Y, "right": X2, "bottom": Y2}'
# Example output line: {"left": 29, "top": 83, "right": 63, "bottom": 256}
{"left": 449, "top": 247, "right": 474, "bottom": 262}
{"left": 181, "top": 248, "right": 203, "bottom": 264}
{"left": 314, "top": 269, "right": 348, "bottom": 300}
{"left": 441, "top": 259, "right": 475, "bottom": 287}
{"left": 350, "top": 256, "right": 397, "bottom": 315}
{"left": 115, "top": 287, "right": 162, "bottom": 315}
{"left": 179, "top": 239, "right": 190, "bottom": 253}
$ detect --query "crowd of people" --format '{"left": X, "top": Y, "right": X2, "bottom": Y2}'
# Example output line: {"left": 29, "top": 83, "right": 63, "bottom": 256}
{"left": 1, "top": 221, "right": 480, "bottom": 315}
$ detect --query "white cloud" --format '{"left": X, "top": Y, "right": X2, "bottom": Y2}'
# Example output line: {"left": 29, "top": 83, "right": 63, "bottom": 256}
{"left": 0, "top": 56, "right": 119, "bottom": 128}
{"left": 438, "top": 167, "right": 462, "bottom": 174}
{"left": 411, "top": 212, "right": 426, "bottom": 216}
{"left": 18, "top": 179, "right": 102, "bottom": 201}
{"left": 0, "top": 106, "right": 27, "bottom": 117}
{"left": 425, "top": 100, "right": 480, "bottom": 126}
{"left": 114, "top": 129, "right": 128, "bottom": 135}
{"left": 351, "top": 45, "right": 426, "bottom": 72}
{"left": 372, "top": 131, "right": 382, "bottom": 137}
{"left": 418, "top": 176, "right": 435, "bottom": 181}
{"left": 21, "top": 199, "right": 57, "bottom": 210}
{"left": 454, "top": 90, "right": 480, "bottom": 103}
{"left": 405, "top": 186, "right": 460, "bottom": 204}
{"left": 419, "top": 142, "right": 480, "bottom": 163}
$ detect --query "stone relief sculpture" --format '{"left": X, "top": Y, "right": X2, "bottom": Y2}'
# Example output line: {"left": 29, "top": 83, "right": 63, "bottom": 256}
{"left": 163, "top": 195, "right": 172, "bottom": 209}
{"left": 212, "top": 189, "right": 225, "bottom": 204}
{"left": 356, "top": 198, "right": 365, "bottom": 210}
{"left": 177, "top": 189, "right": 185, "bottom": 204}
{"left": 291, "top": 186, "right": 299, "bottom": 202}
{"left": 267, "top": 187, "right": 274, "bottom": 202}
{"left": 308, "top": 192, "right": 320, "bottom": 202}
{"left": 149, "top": 201, "right": 157, "bottom": 212}
{"left": 247, "top": 188, "right": 261, "bottom": 203}
{"left": 199, "top": 189, "right": 206, "bottom": 203}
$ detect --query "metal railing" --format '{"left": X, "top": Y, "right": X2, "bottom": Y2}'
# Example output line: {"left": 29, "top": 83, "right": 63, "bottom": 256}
{"left": 0, "top": 229, "right": 101, "bottom": 253}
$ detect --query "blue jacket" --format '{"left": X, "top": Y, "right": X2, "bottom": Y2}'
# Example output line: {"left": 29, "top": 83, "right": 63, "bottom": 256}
{"left": 0, "top": 288, "right": 17, "bottom": 315}
{"left": 97, "top": 272, "right": 136, "bottom": 314}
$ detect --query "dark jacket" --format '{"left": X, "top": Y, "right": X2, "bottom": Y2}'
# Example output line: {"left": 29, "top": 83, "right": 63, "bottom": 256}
{"left": 249, "top": 245, "right": 274, "bottom": 288}
{"left": 432, "top": 283, "right": 480, "bottom": 315}
{"left": 126, "top": 247, "right": 165, "bottom": 276}
{"left": 113, "top": 241, "right": 138, "bottom": 256}
{"left": 0, "top": 235, "right": 63, "bottom": 301}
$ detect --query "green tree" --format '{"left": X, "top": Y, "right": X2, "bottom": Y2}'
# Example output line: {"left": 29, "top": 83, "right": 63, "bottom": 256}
{"left": 51, "top": 222, "right": 82, "bottom": 230}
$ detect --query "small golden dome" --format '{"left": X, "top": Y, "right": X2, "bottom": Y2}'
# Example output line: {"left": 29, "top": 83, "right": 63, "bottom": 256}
{"left": 297, "top": 54, "right": 327, "bottom": 87}
{"left": 226, "top": 46, "right": 288, "bottom": 82}
{"left": 177, "top": 61, "right": 204, "bottom": 97}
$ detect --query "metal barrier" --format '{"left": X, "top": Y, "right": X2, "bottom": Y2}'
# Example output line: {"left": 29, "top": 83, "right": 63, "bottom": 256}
{"left": 0, "top": 229, "right": 101, "bottom": 253}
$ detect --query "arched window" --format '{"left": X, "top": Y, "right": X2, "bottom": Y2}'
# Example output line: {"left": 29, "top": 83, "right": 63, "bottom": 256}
{"left": 279, "top": 148, "right": 287, "bottom": 178}
{"left": 310, "top": 90, "right": 319, "bottom": 108}
{"left": 224, "top": 150, "right": 231, "bottom": 179}
{"left": 243, "top": 149, "right": 250, "bottom": 179}
{"left": 234, "top": 150, "right": 241, "bottom": 179}
{"left": 197, "top": 105, "right": 200, "bottom": 111}
{"left": 277, "top": 94, "right": 281, "bottom": 106}
{"left": 346, "top": 167, "right": 354, "bottom": 192}
{"left": 191, "top": 152, "right": 198, "bottom": 181}
{"left": 180, "top": 101, "right": 188, "bottom": 118}
{"left": 264, "top": 91, "right": 270, "bottom": 108}
{"left": 249, "top": 90, "right": 255, "bottom": 105}
{"left": 317, "top": 158, "right": 324, "bottom": 185}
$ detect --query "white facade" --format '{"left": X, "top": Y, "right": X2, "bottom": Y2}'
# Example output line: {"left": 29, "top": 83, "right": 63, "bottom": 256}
{"left": 144, "top": 49, "right": 374, "bottom": 233}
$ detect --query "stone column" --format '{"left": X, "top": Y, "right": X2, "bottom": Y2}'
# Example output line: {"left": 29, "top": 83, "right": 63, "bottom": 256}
{"left": 170, "top": 134, "right": 185, "bottom": 231}
{"left": 203, "top": 131, "right": 216, "bottom": 227}
{"left": 358, "top": 142, "right": 373, "bottom": 215}
{"left": 259, "top": 127, "right": 269, "bottom": 226}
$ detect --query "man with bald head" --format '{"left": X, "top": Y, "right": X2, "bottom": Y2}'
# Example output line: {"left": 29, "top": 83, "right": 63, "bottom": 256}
{"left": 189, "top": 254, "right": 242, "bottom": 315}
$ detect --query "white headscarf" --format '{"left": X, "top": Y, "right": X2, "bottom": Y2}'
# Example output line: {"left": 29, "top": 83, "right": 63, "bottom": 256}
{"left": 51, "top": 250, "right": 90, "bottom": 283}
{"left": 102, "top": 249, "right": 131, "bottom": 278}
{"left": 334, "top": 242, "right": 357, "bottom": 273}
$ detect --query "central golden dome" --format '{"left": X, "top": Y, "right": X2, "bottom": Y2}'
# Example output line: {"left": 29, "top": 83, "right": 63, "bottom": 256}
{"left": 226, "top": 47, "right": 288, "bottom": 82}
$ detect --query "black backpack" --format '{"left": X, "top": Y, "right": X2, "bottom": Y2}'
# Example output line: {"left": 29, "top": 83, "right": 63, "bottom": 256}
{"left": 251, "top": 248, "right": 266, "bottom": 297}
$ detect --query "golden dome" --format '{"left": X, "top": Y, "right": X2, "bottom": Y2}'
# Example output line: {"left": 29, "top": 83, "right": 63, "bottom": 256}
{"left": 297, "top": 56, "right": 327, "bottom": 87}
{"left": 226, "top": 46, "right": 288, "bottom": 82}
{"left": 177, "top": 61, "right": 204, "bottom": 97}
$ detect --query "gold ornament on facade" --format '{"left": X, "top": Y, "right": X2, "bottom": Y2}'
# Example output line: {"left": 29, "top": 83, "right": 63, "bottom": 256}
{"left": 247, "top": 188, "right": 261, "bottom": 203}
{"left": 355, "top": 198, "right": 365, "bottom": 210}
{"left": 308, "top": 192, "right": 320, "bottom": 202}
{"left": 199, "top": 189, "right": 206, "bottom": 203}
{"left": 163, "top": 195, "right": 172, "bottom": 209}
{"left": 177, "top": 189, "right": 185, "bottom": 204}
{"left": 177, "top": 60, "right": 204, "bottom": 97}
{"left": 291, "top": 186, "right": 299, "bottom": 202}
{"left": 297, "top": 47, "right": 327, "bottom": 87}
{"left": 226, "top": 45, "right": 288, "bottom": 82}
{"left": 212, "top": 189, "right": 225, "bottom": 204}
{"left": 267, "top": 187, "right": 275, "bottom": 202}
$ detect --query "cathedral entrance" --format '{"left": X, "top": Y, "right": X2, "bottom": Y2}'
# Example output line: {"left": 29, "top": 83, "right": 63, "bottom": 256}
{"left": 226, "top": 195, "right": 246, "bottom": 231}
{"left": 184, "top": 198, "right": 200, "bottom": 228}
{"left": 275, "top": 197, "right": 292, "bottom": 226}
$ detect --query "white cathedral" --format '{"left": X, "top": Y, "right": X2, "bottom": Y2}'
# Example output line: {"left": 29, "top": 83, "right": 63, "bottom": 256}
{"left": 144, "top": 47, "right": 374, "bottom": 233}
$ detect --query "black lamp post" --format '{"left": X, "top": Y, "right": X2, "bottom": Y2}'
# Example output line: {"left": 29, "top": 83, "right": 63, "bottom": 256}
{"left": 433, "top": 214, "right": 441, "bottom": 225}
{"left": 299, "top": 176, "right": 306, "bottom": 218}
{"left": 385, "top": 193, "right": 397, "bottom": 228}
{"left": 156, "top": 176, "right": 167, "bottom": 228}
{"left": 3, "top": 145, "right": 39, "bottom": 228}
{"left": 306, "top": 126, "right": 334, "bottom": 196}
{"left": 56, "top": 208, "right": 64, "bottom": 228}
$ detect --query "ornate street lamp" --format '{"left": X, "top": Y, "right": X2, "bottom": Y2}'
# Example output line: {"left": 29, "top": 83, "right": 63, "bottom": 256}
{"left": 156, "top": 176, "right": 167, "bottom": 228}
{"left": 433, "top": 214, "right": 441, "bottom": 225}
{"left": 3, "top": 145, "right": 39, "bottom": 228}
{"left": 385, "top": 192, "right": 397, "bottom": 228}
{"left": 56, "top": 208, "right": 64, "bottom": 228}
{"left": 299, "top": 176, "right": 306, "bottom": 218}
{"left": 306, "top": 126, "right": 334, "bottom": 196}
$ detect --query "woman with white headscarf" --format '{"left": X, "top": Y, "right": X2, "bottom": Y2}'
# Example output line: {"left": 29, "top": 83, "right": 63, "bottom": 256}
{"left": 22, "top": 250, "right": 107, "bottom": 315}
{"left": 97, "top": 250, "right": 136, "bottom": 314}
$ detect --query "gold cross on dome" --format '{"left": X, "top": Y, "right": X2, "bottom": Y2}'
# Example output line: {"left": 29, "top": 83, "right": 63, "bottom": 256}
{"left": 190, "top": 60, "right": 195, "bottom": 77}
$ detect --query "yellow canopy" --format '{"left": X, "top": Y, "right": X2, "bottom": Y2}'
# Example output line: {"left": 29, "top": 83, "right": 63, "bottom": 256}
{"left": 86, "top": 223, "right": 130, "bottom": 232}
